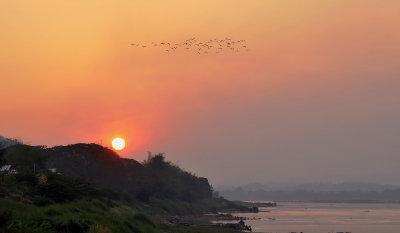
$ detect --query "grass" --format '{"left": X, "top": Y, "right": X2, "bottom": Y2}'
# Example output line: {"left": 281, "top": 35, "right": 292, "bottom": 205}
{"left": 0, "top": 198, "right": 241, "bottom": 233}
{"left": 0, "top": 198, "right": 162, "bottom": 233}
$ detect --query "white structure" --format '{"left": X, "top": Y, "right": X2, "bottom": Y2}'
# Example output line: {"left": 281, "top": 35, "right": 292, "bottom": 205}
{"left": 48, "top": 168, "right": 57, "bottom": 173}
{"left": 0, "top": 136, "right": 20, "bottom": 149}
{"left": 0, "top": 165, "right": 12, "bottom": 172}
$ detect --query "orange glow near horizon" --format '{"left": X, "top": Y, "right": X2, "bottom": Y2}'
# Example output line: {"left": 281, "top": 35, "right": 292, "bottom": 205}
{"left": 1, "top": 0, "right": 400, "bottom": 160}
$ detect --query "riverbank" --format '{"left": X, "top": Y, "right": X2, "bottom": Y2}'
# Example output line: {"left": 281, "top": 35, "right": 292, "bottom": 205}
{"left": 157, "top": 213, "right": 253, "bottom": 232}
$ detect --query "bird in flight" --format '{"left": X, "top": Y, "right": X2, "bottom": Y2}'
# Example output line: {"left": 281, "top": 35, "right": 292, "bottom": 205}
{"left": 130, "top": 37, "right": 249, "bottom": 55}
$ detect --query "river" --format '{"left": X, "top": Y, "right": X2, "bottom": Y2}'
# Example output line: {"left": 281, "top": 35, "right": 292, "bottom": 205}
{"left": 223, "top": 202, "right": 400, "bottom": 233}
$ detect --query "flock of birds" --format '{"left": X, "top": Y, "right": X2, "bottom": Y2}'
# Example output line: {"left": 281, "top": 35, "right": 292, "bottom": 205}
{"left": 130, "top": 37, "right": 248, "bottom": 54}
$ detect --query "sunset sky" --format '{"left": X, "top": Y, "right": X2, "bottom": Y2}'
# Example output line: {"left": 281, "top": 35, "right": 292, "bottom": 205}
{"left": 1, "top": 0, "right": 400, "bottom": 186}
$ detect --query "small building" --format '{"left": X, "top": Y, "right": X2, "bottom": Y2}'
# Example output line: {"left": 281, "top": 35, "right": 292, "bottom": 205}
{"left": 0, "top": 165, "right": 18, "bottom": 174}
{"left": 48, "top": 168, "right": 57, "bottom": 173}
{"left": 0, "top": 165, "right": 12, "bottom": 172}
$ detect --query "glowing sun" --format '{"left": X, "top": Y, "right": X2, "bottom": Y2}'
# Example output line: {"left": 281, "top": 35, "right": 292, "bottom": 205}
{"left": 112, "top": 137, "right": 125, "bottom": 150}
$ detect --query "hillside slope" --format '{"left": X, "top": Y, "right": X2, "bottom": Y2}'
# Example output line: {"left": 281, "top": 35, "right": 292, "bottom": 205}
{"left": 0, "top": 141, "right": 246, "bottom": 214}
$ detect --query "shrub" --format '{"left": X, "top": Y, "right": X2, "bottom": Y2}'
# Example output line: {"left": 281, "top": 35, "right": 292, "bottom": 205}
{"left": 88, "top": 224, "right": 111, "bottom": 233}
{"left": 32, "top": 196, "right": 54, "bottom": 206}
{"left": 16, "top": 172, "right": 38, "bottom": 186}
{"left": 133, "top": 213, "right": 155, "bottom": 227}
{"left": 37, "top": 178, "right": 77, "bottom": 202}
{"left": 0, "top": 208, "right": 13, "bottom": 227}
{"left": 4, "top": 145, "right": 48, "bottom": 172}
{"left": 54, "top": 219, "right": 90, "bottom": 233}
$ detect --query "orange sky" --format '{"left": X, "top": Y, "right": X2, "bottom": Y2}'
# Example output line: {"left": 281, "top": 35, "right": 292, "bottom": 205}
{"left": 1, "top": 1, "right": 400, "bottom": 185}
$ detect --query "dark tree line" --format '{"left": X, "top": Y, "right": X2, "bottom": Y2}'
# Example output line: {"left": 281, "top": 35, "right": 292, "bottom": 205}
{"left": 1, "top": 144, "right": 214, "bottom": 205}
{"left": 135, "top": 154, "right": 212, "bottom": 202}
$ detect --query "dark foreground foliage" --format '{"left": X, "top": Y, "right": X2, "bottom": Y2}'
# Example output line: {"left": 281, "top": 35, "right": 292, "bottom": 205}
{"left": 0, "top": 192, "right": 241, "bottom": 233}
{"left": 0, "top": 143, "right": 245, "bottom": 233}
{"left": 0, "top": 198, "right": 162, "bottom": 233}
{"left": 1, "top": 144, "right": 214, "bottom": 205}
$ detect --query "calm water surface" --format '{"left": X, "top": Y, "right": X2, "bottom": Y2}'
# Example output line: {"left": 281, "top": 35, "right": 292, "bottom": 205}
{"left": 226, "top": 202, "right": 400, "bottom": 233}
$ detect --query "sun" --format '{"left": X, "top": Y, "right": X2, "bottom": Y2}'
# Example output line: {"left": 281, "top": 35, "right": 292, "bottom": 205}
{"left": 112, "top": 137, "right": 125, "bottom": 150}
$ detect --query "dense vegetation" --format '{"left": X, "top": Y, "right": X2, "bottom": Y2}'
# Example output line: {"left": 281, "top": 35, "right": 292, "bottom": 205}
{"left": 0, "top": 142, "right": 246, "bottom": 233}
{"left": 1, "top": 144, "right": 214, "bottom": 204}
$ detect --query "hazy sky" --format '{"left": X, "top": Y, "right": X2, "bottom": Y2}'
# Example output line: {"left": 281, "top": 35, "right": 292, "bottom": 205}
{"left": 1, "top": 0, "right": 400, "bottom": 186}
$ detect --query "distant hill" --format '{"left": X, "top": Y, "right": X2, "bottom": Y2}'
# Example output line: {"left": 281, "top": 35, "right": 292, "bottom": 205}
{"left": 218, "top": 182, "right": 400, "bottom": 202}
{"left": 221, "top": 182, "right": 397, "bottom": 192}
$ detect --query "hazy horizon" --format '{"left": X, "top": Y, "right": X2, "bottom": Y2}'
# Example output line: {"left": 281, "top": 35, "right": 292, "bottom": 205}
{"left": 2, "top": 1, "right": 400, "bottom": 187}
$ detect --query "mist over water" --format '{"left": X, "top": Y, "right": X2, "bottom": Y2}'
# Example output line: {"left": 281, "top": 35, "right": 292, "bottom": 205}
{"left": 223, "top": 202, "right": 400, "bottom": 233}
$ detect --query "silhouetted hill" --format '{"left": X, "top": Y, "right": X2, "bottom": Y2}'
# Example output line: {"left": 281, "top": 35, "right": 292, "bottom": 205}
{"left": 0, "top": 140, "right": 248, "bottom": 215}
{"left": 46, "top": 143, "right": 144, "bottom": 192}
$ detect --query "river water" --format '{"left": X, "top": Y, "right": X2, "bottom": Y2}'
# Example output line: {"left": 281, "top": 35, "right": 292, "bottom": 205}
{"left": 225, "top": 202, "right": 400, "bottom": 233}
